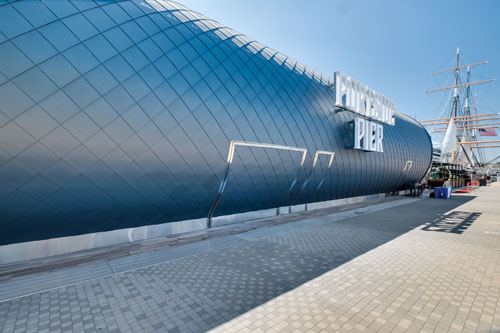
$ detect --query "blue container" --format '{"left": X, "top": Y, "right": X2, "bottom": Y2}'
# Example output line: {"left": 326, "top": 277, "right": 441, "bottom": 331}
{"left": 434, "top": 187, "right": 451, "bottom": 199}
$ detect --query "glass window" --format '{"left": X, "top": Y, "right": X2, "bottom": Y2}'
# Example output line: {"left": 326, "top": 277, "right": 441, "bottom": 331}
{"left": 122, "top": 74, "right": 150, "bottom": 101}
{"left": 40, "top": 21, "right": 79, "bottom": 52}
{"left": 14, "top": 105, "right": 58, "bottom": 140}
{"left": 103, "top": 85, "right": 135, "bottom": 114}
{"left": 261, "top": 48, "right": 275, "bottom": 60}
{"left": 178, "top": 42, "right": 197, "bottom": 62}
{"left": 83, "top": 133, "right": 117, "bottom": 161}
{"left": 101, "top": 2, "right": 131, "bottom": 25}
{"left": 166, "top": 48, "right": 188, "bottom": 70}
{"left": 192, "top": 79, "right": 211, "bottom": 101}
{"left": 0, "top": 4, "right": 33, "bottom": 39}
{"left": 196, "top": 32, "right": 216, "bottom": 50}
{"left": 11, "top": 1, "right": 57, "bottom": 28}
{"left": 62, "top": 14, "right": 99, "bottom": 41}
{"left": 209, "top": 45, "right": 227, "bottom": 63}
{"left": 0, "top": 81, "right": 35, "bottom": 118}
{"left": 190, "top": 57, "right": 210, "bottom": 78}
{"left": 138, "top": 38, "right": 162, "bottom": 62}
{"left": 231, "top": 36, "right": 244, "bottom": 48}
{"left": 64, "top": 145, "right": 98, "bottom": 173}
{"left": 248, "top": 41, "right": 264, "bottom": 54}
{"left": 121, "top": 20, "right": 147, "bottom": 43}
{"left": 43, "top": 0, "right": 78, "bottom": 18}
{"left": 104, "top": 27, "right": 133, "bottom": 52}
{"left": 83, "top": 7, "right": 115, "bottom": 32}
{"left": 135, "top": 16, "right": 160, "bottom": 35}
{"left": 152, "top": 104, "right": 178, "bottom": 134}
{"left": 84, "top": 34, "right": 117, "bottom": 63}
{"left": 134, "top": 1, "right": 157, "bottom": 15}
{"left": 222, "top": 28, "right": 237, "bottom": 39}
{"left": 103, "top": 117, "right": 134, "bottom": 144}
{"left": 137, "top": 92, "right": 164, "bottom": 118}
{"left": 182, "top": 11, "right": 201, "bottom": 21}
{"left": 0, "top": 122, "right": 36, "bottom": 156}
{"left": 153, "top": 82, "right": 178, "bottom": 107}
{"left": 284, "top": 58, "right": 295, "bottom": 70}
{"left": 188, "top": 38, "right": 208, "bottom": 58}
{"left": 63, "top": 112, "right": 99, "bottom": 142}
{"left": 39, "top": 90, "right": 80, "bottom": 123}
{"left": 0, "top": 41, "right": 34, "bottom": 79}
{"left": 203, "top": 72, "right": 222, "bottom": 93}
{"left": 117, "top": 1, "right": 144, "bottom": 19}
{"left": 203, "top": 20, "right": 218, "bottom": 30}
{"left": 274, "top": 53, "right": 286, "bottom": 65}
{"left": 69, "top": 0, "right": 98, "bottom": 11}
{"left": 63, "top": 44, "right": 99, "bottom": 74}
{"left": 16, "top": 142, "right": 59, "bottom": 174}
{"left": 13, "top": 30, "right": 58, "bottom": 64}
{"left": 39, "top": 126, "right": 80, "bottom": 157}
{"left": 142, "top": 0, "right": 167, "bottom": 12}
{"left": 193, "top": 20, "right": 211, "bottom": 33}
{"left": 63, "top": 77, "right": 99, "bottom": 108}
{"left": 84, "top": 97, "right": 118, "bottom": 127}
{"left": 103, "top": 54, "right": 134, "bottom": 82}
{"left": 172, "top": 11, "right": 191, "bottom": 23}
{"left": 213, "top": 29, "right": 227, "bottom": 41}
{"left": 148, "top": 13, "right": 171, "bottom": 30}
{"left": 163, "top": 26, "right": 186, "bottom": 45}
{"left": 121, "top": 104, "right": 150, "bottom": 132}
{"left": 304, "top": 67, "right": 314, "bottom": 79}
{"left": 0, "top": 71, "right": 7, "bottom": 86}
{"left": 139, "top": 58, "right": 164, "bottom": 89}
{"left": 162, "top": 2, "right": 185, "bottom": 11}
{"left": 120, "top": 135, "right": 149, "bottom": 162}
{"left": 39, "top": 54, "right": 79, "bottom": 88}
{"left": 151, "top": 32, "right": 174, "bottom": 54}
{"left": 168, "top": 72, "right": 190, "bottom": 96}
{"left": 150, "top": 56, "right": 175, "bottom": 81}
{"left": 181, "top": 64, "right": 201, "bottom": 86}
{"left": 122, "top": 46, "right": 149, "bottom": 71}
{"left": 85, "top": 65, "right": 118, "bottom": 94}
{"left": 13, "top": 67, "right": 58, "bottom": 103}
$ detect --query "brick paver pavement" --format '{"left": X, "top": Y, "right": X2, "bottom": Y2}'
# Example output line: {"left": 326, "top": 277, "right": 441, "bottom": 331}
{"left": 212, "top": 183, "right": 500, "bottom": 333}
{"left": 0, "top": 184, "right": 499, "bottom": 332}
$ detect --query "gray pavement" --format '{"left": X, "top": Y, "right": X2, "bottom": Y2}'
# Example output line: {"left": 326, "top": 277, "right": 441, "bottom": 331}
{"left": 0, "top": 185, "right": 499, "bottom": 332}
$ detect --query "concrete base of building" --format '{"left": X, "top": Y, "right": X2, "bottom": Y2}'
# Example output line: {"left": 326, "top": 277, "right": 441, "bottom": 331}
{"left": 0, "top": 193, "right": 395, "bottom": 264}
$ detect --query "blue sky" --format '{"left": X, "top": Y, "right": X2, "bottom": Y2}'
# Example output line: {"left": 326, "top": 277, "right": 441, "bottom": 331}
{"left": 180, "top": 0, "right": 500, "bottom": 161}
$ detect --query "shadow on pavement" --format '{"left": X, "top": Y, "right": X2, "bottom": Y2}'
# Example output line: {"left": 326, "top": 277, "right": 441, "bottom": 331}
{"left": 421, "top": 211, "right": 481, "bottom": 234}
{"left": 134, "top": 195, "right": 477, "bottom": 332}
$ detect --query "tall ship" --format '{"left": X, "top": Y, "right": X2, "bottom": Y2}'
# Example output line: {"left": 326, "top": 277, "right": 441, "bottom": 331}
{"left": 421, "top": 49, "right": 497, "bottom": 188}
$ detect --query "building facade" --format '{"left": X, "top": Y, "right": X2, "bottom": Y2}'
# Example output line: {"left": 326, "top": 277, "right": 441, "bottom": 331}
{"left": 0, "top": 0, "right": 432, "bottom": 249}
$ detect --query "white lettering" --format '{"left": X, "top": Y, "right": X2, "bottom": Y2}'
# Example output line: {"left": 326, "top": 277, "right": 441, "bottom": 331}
{"left": 354, "top": 117, "right": 365, "bottom": 149}
{"left": 334, "top": 71, "right": 395, "bottom": 126}
{"left": 353, "top": 117, "right": 384, "bottom": 152}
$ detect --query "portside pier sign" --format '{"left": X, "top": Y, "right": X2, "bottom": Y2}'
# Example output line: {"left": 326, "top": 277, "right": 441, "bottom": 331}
{"left": 334, "top": 71, "right": 396, "bottom": 152}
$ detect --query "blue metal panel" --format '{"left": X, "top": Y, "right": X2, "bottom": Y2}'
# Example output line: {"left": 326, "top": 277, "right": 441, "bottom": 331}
{"left": 0, "top": 0, "right": 432, "bottom": 245}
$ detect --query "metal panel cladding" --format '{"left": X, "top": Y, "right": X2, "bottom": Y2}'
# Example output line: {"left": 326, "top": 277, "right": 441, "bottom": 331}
{"left": 0, "top": 0, "right": 433, "bottom": 245}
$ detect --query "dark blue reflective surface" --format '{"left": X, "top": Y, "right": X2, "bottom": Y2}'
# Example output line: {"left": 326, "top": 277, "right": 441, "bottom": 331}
{"left": 0, "top": 0, "right": 432, "bottom": 245}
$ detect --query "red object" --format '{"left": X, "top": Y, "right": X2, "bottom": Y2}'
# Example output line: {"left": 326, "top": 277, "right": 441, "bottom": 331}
{"left": 454, "top": 181, "right": 479, "bottom": 193}
{"left": 478, "top": 128, "right": 497, "bottom": 136}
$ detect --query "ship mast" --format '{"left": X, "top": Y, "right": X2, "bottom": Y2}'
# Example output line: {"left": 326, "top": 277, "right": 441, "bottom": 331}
{"left": 423, "top": 49, "right": 495, "bottom": 166}
{"left": 451, "top": 49, "right": 460, "bottom": 163}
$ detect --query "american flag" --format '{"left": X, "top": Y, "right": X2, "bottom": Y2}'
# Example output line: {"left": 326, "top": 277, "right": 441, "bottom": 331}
{"left": 478, "top": 128, "right": 497, "bottom": 136}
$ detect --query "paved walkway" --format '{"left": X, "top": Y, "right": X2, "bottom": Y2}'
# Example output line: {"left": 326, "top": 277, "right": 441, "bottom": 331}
{"left": 0, "top": 184, "right": 499, "bottom": 332}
